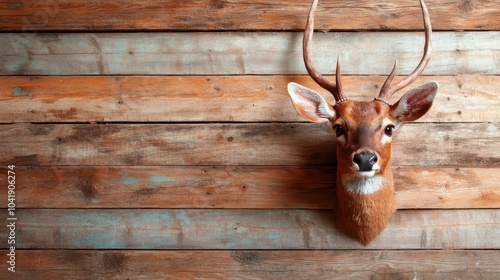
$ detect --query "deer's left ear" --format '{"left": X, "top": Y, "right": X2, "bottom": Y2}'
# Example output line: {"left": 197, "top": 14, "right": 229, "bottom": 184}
{"left": 391, "top": 81, "right": 438, "bottom": 122}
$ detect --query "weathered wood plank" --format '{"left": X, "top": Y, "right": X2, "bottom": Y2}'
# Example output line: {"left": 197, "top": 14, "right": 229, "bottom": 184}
{"left": 1, "top": 75, "right": 498, "bottom": 123}
{"left": 395, "top": 167, "right": 500, "bottom": 209}
{"left": 1, "top": 166, "right": 497, "bottom": 209}
{"left": 0, "top": 209, "right": 497, "bottom": 249}
{"left": 2, "top": 32, "right": 498, "bottom": 75}
{"left": 0, "top": 166, "right": 334, "bottom": 209}
{"left": 8, "top": 250, "right": 500, "bottom": 279}
{"left": 0, "top": 0, "right": 498, "bottom": 31}
{"left": 0, "top": 123, "right": 498, "bottom": 166}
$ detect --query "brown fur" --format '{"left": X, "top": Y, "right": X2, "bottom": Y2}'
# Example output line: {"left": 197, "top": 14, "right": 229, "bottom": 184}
{"left": 288, "top": 82, "right": 437, "bottom": 245}
{"left": 333, "top": 101, "right": 396, "bottom": 245}
{"left": 334, "top": 160, "right": 396, "bottom": 245}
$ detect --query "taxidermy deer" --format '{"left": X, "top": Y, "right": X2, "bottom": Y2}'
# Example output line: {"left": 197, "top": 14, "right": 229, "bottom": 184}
{"left": 287, "top": 0, "right": 438, "bottom": 245}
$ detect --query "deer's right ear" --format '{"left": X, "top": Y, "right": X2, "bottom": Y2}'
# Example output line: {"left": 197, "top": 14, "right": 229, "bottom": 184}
{"left": 287, "top": 82, "right": 335, "bottom": 123}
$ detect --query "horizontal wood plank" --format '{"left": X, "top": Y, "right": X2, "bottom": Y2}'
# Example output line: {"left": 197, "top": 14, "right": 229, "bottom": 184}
{"left": 7, "top": 250, "right": 500, "bottom": 279}
{"left": 395, "top": 167, "right": 500, "bottom": 209}
{"left": 2, "top": 32, "right": 499, "bottom": 75}
{"left": 0, "top": 123, "right": 498, "bottom": 167}
{"left": 0, "top": 0, "right": 498, "bottom": 31}
{"left": 1, "top": 166, "right": 498, "bottom": 209}
{"left": 0, "top": 209, "right": 498, "bottom": 249}
{"left": 1, "top": 75, "right": 498, "bottom": 123}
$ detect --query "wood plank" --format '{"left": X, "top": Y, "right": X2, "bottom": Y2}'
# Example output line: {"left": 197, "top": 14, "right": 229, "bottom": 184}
{"left": 1, "top": 166, "right": 497, "bottom": 209}
{"left": 394, "top": 167, "right": 500, "bottom": 209}
{"left": 2, "top": 32, "right": 499, "bottom": 75}
{"left": 1, "top": 75, "right": 498, "bottom": 123}
{"left": 0, "top": 123, "right": 498, "bottom": 167}
{"left": 0, "top": 209, "right": 497, "bottom": 249}
{"left": 8, "top": 250, "right": 500, "bottom": 279}
{"left": 0, "top": 0, "right": 498, "bottom": 31}
{"left": 0, "top": 166, "right": 334, "bottom": 209}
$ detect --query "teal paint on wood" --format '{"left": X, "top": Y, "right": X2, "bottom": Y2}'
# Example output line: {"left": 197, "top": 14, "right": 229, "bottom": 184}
{"left": 4, "top": 59, "right": 27, "bottom": 73}
{"left": 1, "top": 32, "right": 499, "bottom": 75}
{"left": 2, "top": 209, "right": 498, "bottom": 250}
{"left": 73, "top": 229, "right": 124, "bottom": 249}
{"left": 7, "top": 2, "right": 23, "bottom": 9}
{"left": 90, "top": 198, "right": 101, "bottom": 204}
{"left": 121, "top": 176, "right": 137, "bottom": 185}
{"left": 11, "top": 87, "right": 27, "bottom": 97}
{"left": 150, "top": 175, "right": 173, "bottom": 184}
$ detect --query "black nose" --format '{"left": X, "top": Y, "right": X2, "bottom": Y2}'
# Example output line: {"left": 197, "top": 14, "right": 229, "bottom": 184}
{"left": 353, "top": 151, "right": 378, "bottom": 171}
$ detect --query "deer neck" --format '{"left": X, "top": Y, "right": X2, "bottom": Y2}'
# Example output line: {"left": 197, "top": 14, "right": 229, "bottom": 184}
{"left": 334, "top": 164, "right": 396, "bottom": 245}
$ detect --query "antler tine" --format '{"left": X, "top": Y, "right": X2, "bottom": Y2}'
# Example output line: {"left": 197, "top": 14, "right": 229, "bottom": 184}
{"left": 303, "top": 0, "right": 347, "bottom": 103}
{"left": 335, "top": 56, "right": 347, "bottom": 103}
{"left": 377, "top": 0, "right": 432, "bottom": 102}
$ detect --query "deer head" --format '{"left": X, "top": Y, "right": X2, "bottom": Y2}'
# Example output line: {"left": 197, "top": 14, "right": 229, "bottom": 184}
{"left": 287, "top": 0, "right": 438, "bottom": 245}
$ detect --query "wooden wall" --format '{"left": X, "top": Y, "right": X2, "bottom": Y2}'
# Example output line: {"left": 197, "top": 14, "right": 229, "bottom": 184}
{"left": 0, "top": 0, "right": 499, "bottom": 278}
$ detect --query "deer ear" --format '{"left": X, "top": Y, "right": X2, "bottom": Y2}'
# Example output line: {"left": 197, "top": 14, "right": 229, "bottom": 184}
{"left": 391, "top": 81, "right": 438, "bottom": 122}
{"left": 287, "top": 82, "right": 335, "bottom": 123}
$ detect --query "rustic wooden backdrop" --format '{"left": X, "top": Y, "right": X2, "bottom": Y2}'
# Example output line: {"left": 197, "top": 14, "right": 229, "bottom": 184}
{"left": 0, "top": 0, "right": 499, "bottom": 278}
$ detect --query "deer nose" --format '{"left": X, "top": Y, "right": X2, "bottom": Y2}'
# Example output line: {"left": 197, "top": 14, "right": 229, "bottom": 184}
{"left": 353, "top": 151, "right": 378, "bottom": 172}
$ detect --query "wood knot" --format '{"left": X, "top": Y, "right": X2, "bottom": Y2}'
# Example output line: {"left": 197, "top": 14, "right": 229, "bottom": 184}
{"left": 101, "top": 252, "right": 127, "bottom": 272}
{"left": 231, "top": 252, "right": 261, "bottom": 265}
{"left": 459, "top": 0, "right": 474, "bottom": 12}
{"left": 209, "top": 0, "right": 228, "bottom": 10}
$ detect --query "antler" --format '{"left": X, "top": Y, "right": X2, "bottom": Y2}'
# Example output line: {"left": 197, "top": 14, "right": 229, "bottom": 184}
{"left": 376, "top": 0, "right": 432, "bottom": 103}
{"left": 303, "top": 0, "right": 348, "bottom": 103}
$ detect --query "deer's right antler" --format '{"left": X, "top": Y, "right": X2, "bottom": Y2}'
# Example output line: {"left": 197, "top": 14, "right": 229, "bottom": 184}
{"left": 303, "top": 0, "right": 348, "bottom": 104}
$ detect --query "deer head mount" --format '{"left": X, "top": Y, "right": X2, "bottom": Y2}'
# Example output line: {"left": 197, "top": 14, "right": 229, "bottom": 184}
{"left": 287, "top": 0, "right": 438, "bottom": 245}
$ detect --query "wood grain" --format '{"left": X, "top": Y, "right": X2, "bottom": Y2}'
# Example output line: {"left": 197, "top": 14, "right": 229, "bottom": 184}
{"left": 7, "top": 250, "right": 500, "bottom": 279}
{"left": 0, "top": 0, "right": 498, "bottom": 275}
{"left": 2, "top": 32, "right": 499, "bottom": 75}
{"left": 0, "top": 123, "right": 498, "bottom": 167}
{"left": 0, "top": 209, "right": 498, "bottom": 249}
{"left": 1, "top": 75, "right": 498, "bottom": 123}
{"left": 1, "top": 166, "right": 497, "bottom": 209}
{"left": 0, "top": 0, "right": 498, "bottom": 31}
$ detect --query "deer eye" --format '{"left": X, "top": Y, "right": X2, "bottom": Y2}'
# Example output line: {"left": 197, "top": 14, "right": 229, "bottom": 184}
{"left": 384, "top": 125, "right": 395, "bottom": 136}
{"left": 333, "top": 125, "right": 345, "bottom": 137}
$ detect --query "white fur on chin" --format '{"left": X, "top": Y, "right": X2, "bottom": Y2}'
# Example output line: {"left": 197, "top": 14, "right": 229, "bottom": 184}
{"left": 343, "top": 174, "right": 387, "bottom": 195}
